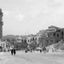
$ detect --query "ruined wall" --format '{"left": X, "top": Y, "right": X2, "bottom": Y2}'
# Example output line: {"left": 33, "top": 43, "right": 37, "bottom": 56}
{"left": 0, "top": 9, "right": 3, "bottom": 39}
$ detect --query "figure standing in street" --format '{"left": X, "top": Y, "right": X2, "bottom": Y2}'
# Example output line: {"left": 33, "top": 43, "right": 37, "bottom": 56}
{"left": 13, "top": 48, "right": 16, "bottom": 55}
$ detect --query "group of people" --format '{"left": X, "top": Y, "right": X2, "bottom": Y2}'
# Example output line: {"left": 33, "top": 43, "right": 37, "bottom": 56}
{"left": 11, "top": 48, "right": 16, "bottom": 55}
{"left": 10, "top": 46, "right": 16, "bottom": 55}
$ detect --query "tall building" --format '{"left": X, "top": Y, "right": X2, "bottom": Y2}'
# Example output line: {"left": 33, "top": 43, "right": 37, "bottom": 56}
{"left": 0, "top": 9, "right": 3, "bottom": 39}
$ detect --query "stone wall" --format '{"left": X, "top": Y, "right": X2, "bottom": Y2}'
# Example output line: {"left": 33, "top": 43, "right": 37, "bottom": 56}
{"left": 0, "top": 9, "right": 3, "bottom": 39}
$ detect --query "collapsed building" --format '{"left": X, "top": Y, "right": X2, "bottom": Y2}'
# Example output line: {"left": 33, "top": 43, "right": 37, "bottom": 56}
{"left": 37, "top": 25, "right": 64, "bottom": 48}
{"left": 47, "top": 26, "right": 64, "bottom": 44}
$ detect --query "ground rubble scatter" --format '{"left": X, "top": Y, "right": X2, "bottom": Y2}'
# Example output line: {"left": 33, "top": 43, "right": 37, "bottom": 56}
{"left": 0, "top": 51, "right": 64, "bottom": 64}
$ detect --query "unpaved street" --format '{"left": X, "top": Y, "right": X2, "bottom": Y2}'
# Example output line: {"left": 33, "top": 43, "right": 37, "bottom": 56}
{"left": 0, "top": 51, "right": 64, "bottom": 64}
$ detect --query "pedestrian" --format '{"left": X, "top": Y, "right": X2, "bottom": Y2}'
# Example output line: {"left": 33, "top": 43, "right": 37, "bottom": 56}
{"left": 13, "top": 48, "right": 16, "bottom": 55}
{"left": 11, "top": 49, "right": 13, "bottom": 55}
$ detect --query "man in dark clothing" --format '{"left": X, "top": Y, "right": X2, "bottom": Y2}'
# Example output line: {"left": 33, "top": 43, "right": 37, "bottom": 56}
{"left": 11, "top": 49, "right": 13, "bottom": 55}
{"left": 13, "top": 48, "right": 16, "bottom": 55}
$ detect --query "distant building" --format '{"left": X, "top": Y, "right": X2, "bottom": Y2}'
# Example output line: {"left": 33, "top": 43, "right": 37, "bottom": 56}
{"left": 37, "top": 26, "right": 64, "bottom": 47}
{"left": 0, "top": 9, "right": 3, "bottom": 39}
{"left": 16, "top": 36, "right": 22, "bottom": 42}
{"left": 27, "top": 35, "right": 35, "bottom": 44}
{"left": 47, "top": 26, "right": 64, "bottom": 43}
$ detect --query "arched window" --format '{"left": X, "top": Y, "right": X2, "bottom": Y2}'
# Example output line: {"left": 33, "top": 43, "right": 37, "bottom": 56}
{"left": 62, "top": 31, "right": 63, "bottom": 35}
{"left": 57, "top": 34, "right": 59, "bottom": 37}
{"left": 53, "top": 32, "right": 55, "bottom": 36}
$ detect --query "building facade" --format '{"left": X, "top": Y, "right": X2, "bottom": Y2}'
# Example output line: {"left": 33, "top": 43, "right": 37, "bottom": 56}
{"left": 47, "top": 26, "right": 64, "bottom": 44}
{"left": 0, "top": 9, "right": 3, "bottom": 39}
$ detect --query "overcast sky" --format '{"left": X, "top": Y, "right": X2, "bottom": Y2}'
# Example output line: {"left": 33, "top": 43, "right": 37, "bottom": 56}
{"left": 0, "top": 0, "right": 64, "bottom": 35}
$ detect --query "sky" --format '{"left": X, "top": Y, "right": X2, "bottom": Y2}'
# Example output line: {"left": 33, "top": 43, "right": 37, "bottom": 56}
{"left": 0, "top": 0, "right": 64, "bottom": 35}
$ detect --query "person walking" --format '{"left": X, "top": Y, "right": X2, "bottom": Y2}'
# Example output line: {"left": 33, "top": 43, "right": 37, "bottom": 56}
{"left": 13, "top": 48, "right": 16, "bottom": 55}
{"left": 11, "top": 48, "right": 13, "bottom": 55}
{"left": 10, "top": 45, "right": 16, "bottom": 55}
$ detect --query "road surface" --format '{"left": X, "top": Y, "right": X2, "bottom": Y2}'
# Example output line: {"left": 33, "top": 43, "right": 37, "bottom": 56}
{"left": 0, "top": 51, "right": 64, "bottom": 64}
